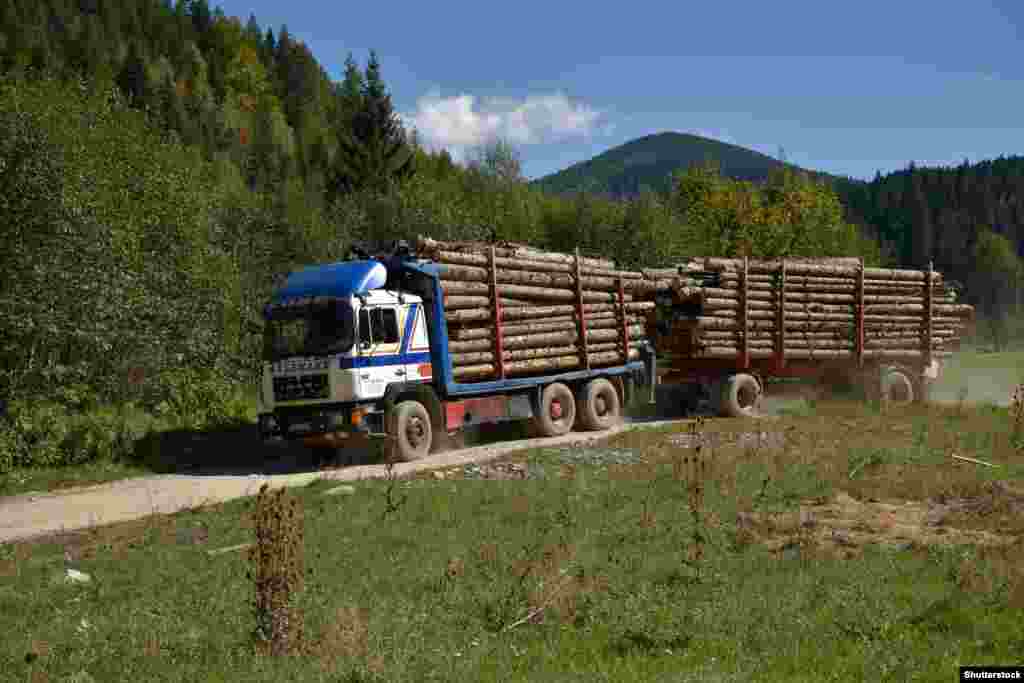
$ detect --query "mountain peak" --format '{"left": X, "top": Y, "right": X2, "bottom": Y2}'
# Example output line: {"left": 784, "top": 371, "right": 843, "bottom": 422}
{"left": 532, "top": 131, "right": 818, "bottom": 197}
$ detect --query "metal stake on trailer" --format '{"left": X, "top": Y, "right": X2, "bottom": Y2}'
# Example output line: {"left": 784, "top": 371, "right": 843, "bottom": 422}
{"left": 774, "top": 258, "right": 786, "bottom": 370}
{"left": 740, "top": 256, "right": 750, "bottom": 370}
{"left": 856, "top": 257, "right": 865, "bottom": 367}
{"left": 617, "top": 277, "right": 630, "bottom": 362}
{"left": 924, "top": 260, "right": 934, "bottom": 371}
{"left": 489, "top": 245, "right": 506, "bottom": 380}
{"left": 575, "top": 248, "right": 591, "bottom": 370}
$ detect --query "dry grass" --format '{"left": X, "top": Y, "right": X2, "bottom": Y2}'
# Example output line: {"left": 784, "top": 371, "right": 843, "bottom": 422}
{"left": 248, "top": 484, "right": 305, "bottom": 656}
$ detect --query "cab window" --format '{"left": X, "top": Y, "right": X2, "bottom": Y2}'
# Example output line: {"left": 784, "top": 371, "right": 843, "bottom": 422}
{"left": 358, "top": 307, "right": 399, "bottom": 346}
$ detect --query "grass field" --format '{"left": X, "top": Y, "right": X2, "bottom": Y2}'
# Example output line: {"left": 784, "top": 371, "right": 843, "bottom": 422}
{"left": 2, "top": 396, "right": 1022, "bottom": 682}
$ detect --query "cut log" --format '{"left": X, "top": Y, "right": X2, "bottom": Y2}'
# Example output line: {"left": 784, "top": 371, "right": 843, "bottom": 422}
{"left": 435, "top": 263, "right": 663, "bottom": 294}
{"left": 702, "top": 256, "right": 865, "bottom": 269}
{"left": 445, "top": 300, "right": 656, "bottom": 323}
{"left": 450, "top": 316, "right": 645, "bottom": 340}
{"left": 698, "top": 296, "right": 972, "bottom": 317}
{"left": 675, "top": 347, "right": 953, "bottom": 360}
{"left": 414, "top": 236, "right": 615, "bottom": 270}
{"left": 453, "top": 349, "right": 641, "bottom": 381}
{"left": 719, "top": 273, "right": 949, "bottom": 291}
{"left": 705, "top": 258, "right": 943, "bottom": 282}
{"left": 675, "top": 313, "right": 966, "bottom": 328}
{"left": 697, "top": 286, "right": 957, "bottom": 305}
{"left": 441, "top": 280, "right": 640, "bottom": 304}
{"left": 443, "top": 295, "right": 538, "bottom": 309}
{"left": 694, "top": 307, "right": 968, "bottom": 323}
{"left": 426, "top": 248, "right": 645, "bottom": 279}
{"left": 451, "top": 341, "right": 635, "bottom": 366}
{"left": 448, "top": 324, "right": 646, "bottom": 353}
{"left": 689, "top": 338, "right": 946, "bottom": 350}
{"left": 440, "top": 278, "right": 635, "bottom": 300}
{"left": 696, "top": 328, "right": 959, "bottom": 340}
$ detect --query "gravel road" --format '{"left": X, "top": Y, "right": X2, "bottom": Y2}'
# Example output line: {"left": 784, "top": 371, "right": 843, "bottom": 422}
{"left": 0, "top": 416, "right": 686, "bottom": 545}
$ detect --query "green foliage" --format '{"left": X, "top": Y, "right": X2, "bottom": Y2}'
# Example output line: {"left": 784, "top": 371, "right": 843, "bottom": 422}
{"left": 154, "top": 367, "right": 254, "bottom": 431}
{"left": 0, "top": 75, "right": 237, "bottom": 406}
{"left": 969, "top": 229, "right": 1022, "bottom": 347}
{"left": 670, "top": 163, "right": 879, "bottom": 262}
{"left": 328, "top": 52, "right": 414, "bottom": 197}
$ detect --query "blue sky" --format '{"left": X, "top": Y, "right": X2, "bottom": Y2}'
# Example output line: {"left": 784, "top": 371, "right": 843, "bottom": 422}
{"left": 216, "top": 0, "right": 1024, "bottom": 181}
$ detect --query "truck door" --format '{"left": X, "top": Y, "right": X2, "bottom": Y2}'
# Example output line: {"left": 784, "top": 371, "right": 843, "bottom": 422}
{"left": 356, "top": 304, "right": 402, "bottom": 398}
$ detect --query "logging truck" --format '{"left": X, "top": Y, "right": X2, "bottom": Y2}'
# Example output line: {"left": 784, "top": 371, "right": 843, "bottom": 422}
{"left": 257, "top": 241, "right": 658, "bottom": 461}
{"left": 256, "top": 238, "right": 974, "bottom": 459}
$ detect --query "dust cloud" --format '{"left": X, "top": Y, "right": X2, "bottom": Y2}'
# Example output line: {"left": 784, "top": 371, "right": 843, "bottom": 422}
{"left": 930, "top": 351, "right": 1023, "bottom": 408}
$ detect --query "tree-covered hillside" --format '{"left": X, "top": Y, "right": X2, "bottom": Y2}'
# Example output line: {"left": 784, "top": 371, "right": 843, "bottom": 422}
{"left": 530, "top": 131, "right": 846, "bottom": 196}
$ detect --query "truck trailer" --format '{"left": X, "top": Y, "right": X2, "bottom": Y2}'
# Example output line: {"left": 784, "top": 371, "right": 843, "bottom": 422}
{"left": 651, "top": 256, "right": 974, "bottom": 417}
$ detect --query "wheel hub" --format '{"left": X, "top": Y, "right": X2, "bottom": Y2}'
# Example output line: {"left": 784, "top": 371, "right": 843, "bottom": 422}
{"left": 550, "top": 400, "right": 563, "bottom": 420}
{"left": 406, "top": 417, "right": 425, "bottom": 446}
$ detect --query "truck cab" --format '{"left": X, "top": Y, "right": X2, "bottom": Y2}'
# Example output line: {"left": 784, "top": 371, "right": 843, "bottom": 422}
{"left": 258, "top": 260, "right": 431, "bottom": 446}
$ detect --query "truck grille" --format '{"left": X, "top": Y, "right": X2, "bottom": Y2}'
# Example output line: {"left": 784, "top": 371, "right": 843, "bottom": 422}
{"left": 273, "top": 373, "right": 329, "bottom": 402}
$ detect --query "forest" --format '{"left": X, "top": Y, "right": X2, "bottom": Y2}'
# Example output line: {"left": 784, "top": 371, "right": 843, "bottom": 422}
{"left": 0, "top": 0, "right": 1021, "bottom": 470}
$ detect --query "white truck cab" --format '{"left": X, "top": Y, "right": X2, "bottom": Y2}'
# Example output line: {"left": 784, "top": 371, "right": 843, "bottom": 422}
{"left": 258, "top": 260, "right": 432, "bottom": 443}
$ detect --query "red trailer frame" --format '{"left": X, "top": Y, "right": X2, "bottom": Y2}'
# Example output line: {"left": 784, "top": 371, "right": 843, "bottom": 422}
{"left": 657, "top": 258, "right": 944, "bottom": 409}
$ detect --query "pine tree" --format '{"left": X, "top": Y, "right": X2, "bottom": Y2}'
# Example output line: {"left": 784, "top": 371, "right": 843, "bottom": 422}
{"left": 327, "top": 51, "right": 414, "bottom": 198}
{"left": 245, "top": 13, "right": 261, "bottom": 44}
{"left": 363, "top": 50, "right": 386, "bottom": 101}
{"left": 117, "top": 42, "right": 147, "bottom": 106}
{"left": 263, "top": 27, "right": 275, "bottom": 55}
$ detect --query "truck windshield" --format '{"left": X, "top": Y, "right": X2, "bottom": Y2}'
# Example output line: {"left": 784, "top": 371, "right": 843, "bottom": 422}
{"left": 263, "top": 300, "right": 355, "bottom": 360}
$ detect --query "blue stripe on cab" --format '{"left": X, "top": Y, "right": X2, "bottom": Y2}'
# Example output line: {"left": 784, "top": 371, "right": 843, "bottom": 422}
{"left": 340, "top": 352, "right": 431, "bottom": 369}
{"left": 400, "top": 304, "right": 418, "bottom": 354}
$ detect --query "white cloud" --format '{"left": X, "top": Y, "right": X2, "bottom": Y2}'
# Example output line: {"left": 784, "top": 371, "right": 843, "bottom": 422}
{"left": 402, "top": 90, "right": 607, "bottom": 159}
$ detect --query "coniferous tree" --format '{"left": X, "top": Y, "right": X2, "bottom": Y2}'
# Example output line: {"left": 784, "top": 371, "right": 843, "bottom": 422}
{"left": 327, "top": 51, "right": 414, "bottom": 199}
{"left": 116, "top": 41, "right": 147, "bottom": 106}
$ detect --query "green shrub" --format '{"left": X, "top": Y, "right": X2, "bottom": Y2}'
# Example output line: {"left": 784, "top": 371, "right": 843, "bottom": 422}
{"left": 154, "top": 367, "right": 253, "bottom": 431}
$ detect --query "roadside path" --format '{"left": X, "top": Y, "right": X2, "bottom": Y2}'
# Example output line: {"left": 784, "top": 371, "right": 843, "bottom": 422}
{"left": 0, "top": 418, "right": 683, "bottom": 544}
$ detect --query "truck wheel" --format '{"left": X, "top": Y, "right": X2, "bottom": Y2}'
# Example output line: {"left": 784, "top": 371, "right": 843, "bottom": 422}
{"left": 576, "top": 378, "right": 622, "bottom": 431}
{"left": 390, "top": 400, "right": 433, "bottom": 461}
{"left": 534, "top": 383, "right": 576, "bottom": 437}
{"left": 880, "top": 367, "right": 915, "bottom": 405}
{"left": 718, "top": 373, "right": 762, "bottom": 418}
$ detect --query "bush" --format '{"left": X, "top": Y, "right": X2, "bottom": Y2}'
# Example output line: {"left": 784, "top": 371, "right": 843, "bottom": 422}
{"left": 154, "top": 367, "right": 254, "bottom": 431}
{"left": 0, "top": 375, "right": 253, "bottom": 473}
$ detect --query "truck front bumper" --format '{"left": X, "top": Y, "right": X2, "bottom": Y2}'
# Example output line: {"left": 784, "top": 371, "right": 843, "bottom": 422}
{"left": 258, "top": 404, "right": 383, "bottom": 443}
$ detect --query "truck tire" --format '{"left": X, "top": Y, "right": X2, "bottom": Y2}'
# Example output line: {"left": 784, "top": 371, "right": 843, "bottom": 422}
{"left": 718, "top": 373, "right": 762, "bottom": 418}
{"left": 879, "top": 367, "right": 915, "bottom": 405}
{"left": 390, "top": 400, "right": 433, "bottom": 461}
{"left": 576, "top": 378, "right": 622, "bottom": 431}
{"left": 533, "top": 382, "right": 576, "bottom": 437}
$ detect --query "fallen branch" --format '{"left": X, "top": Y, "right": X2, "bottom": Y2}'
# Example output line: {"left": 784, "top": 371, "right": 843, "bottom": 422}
{"left": 501, "top": 574, "right": 576, "bottom": 633}
{"left": 950, "top": 454, "right": 999, "bottom": 468}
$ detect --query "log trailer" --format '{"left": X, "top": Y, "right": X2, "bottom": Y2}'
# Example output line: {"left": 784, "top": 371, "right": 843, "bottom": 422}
{"left": 257, "top": 241, "right": 658, "bottom": 461}
{"left": 653, "top": 256, "right": 974, "bottom": 418}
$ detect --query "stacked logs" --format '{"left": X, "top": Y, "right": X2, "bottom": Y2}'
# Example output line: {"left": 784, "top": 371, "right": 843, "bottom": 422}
{"left": 658, "top": 257, "right": 974, "bottom": 363}
{"left": 412, "top": 237, "right": 666, "bottom": 382}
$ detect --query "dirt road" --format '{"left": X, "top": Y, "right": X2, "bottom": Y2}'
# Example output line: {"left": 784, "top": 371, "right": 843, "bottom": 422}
{"left": 0, "top": 417, "right": 684, "bottom": 545}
